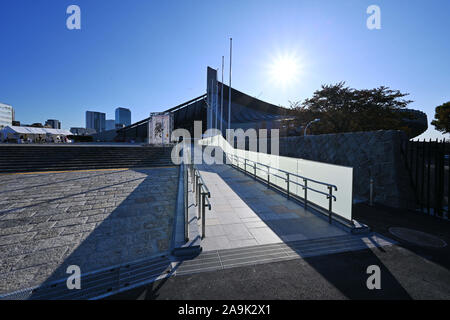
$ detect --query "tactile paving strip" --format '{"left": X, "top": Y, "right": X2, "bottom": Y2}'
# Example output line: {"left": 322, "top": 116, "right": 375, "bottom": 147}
{"left": 174, "top": 233, "right": 395, "bottom": 276}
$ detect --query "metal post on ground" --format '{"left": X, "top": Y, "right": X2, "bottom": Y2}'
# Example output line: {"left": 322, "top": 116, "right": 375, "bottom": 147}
{"left": 420, "top": 139, "right": 425, "bottom": 213}
{"left": 434, "top": 139, "right": 439, "bottom": 216}
{"left": 438, "top": 140, "right": 445, "bottom": 216}
{"left": 427, "top": 139, "right": 431, "bottom": 215}
{"left": 447, "top": 140, "right": 450, "bottom": 218}
{"left": 415, "top": 140, "right": 419, "bottom": 200}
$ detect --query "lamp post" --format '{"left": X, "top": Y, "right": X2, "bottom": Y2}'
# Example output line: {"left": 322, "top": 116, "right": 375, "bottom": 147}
{"left": 304, "top": 118, "right": 320, "bottom": 136}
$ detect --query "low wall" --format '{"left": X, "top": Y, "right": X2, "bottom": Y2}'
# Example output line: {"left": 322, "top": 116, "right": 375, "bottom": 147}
{"left": 242, "top": 130, "right": 415, "bottom": 208}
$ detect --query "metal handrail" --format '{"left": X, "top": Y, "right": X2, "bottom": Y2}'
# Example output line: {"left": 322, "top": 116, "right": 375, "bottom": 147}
{"left": 187, "top": 162, "right": 211, "bottom": 239}
{"left": 233, "top": 154, "right": 337, "bottom": 191}
{"left": 226, "top": 153, "right": 338, "bottom": 224}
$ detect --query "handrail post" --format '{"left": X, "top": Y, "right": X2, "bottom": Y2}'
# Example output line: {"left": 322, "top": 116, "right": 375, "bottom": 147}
{"left": 328, "top": 186, "right": 333, "bottom": 224}
{"left": 244, "top": 158, "right": 247, "bottom": 173}
{"left": 267, "top": 168, "right": 270, "bottom": 189}
{"left": 254, "top": 163, "right": 257, "bottom": 180}
{"left": 194, "top": 174, "right": 198, "bottom": 206}
{"left": 201, "top": 193, "right": 206, "bottom": 239}
{"left": 286, "top": 173, "right": 290, "bottom": 200}
{"left": 198, "top": 182, "right": 203, "bottom": 218}
{"left": 303, "top": 179, "right": 308, "bottom": 211}
{"left": 191, "top": 165, "right": 195, "bottom": 189}
{"left": 184, "top": 165, "right": 188, "bottom": 242}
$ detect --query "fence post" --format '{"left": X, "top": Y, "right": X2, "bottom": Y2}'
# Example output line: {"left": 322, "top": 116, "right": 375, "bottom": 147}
{"left": 438, "top": 140, "right": 445, "bottom": 217}
{"left": 415, "top": 141, "right": 419, "bottom": 200}
{"left": 447, "top": 140, "right": 450, "bottom": 218}
{"left": 404, "top": 140, "right": 409, "bottom": 169}
{"left": 434, "top": 139, "right": 439, "bottom": 216}
{"left": 409, "top": 141, "right": 413, "bottom": 176}
{"left": 420, "top": 139, "right": 425, "bottom": 213}
{"left": 427, "top": 139, "right": 431, "bottom": 215}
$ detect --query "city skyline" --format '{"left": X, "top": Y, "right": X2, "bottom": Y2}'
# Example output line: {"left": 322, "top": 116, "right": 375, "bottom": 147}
{"left": 0, "top": 1, "right": 449, "bottom": 139}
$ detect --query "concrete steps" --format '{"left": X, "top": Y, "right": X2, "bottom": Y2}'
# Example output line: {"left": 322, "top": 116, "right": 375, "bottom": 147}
{"left": 0, "top": 145, "right": 175, "bottom": 172}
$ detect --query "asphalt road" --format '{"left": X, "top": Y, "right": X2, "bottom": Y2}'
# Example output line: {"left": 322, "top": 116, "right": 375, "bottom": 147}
{"left": 108, "top": 203, "right": 450, "bottom": 300}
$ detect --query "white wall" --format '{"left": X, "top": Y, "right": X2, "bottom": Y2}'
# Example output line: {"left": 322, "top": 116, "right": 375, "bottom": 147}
{"left": 200, "top": 135, "right": 353, "bottom": 221}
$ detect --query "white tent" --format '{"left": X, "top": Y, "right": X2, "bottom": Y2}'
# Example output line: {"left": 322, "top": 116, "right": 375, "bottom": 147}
{"left": 1, "top": 126, "right": 73, "bottom": 142}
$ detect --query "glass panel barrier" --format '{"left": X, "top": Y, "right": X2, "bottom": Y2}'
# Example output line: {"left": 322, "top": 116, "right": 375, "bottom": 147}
{"left": 198, "top": 135, "right": 353, "bottom": 222}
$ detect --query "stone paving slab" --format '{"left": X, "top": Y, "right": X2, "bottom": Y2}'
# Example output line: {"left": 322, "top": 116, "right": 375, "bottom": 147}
{"left": 0, "top": 167, "right": 178, "bottom": 295}
{"left": 197, "top": 164, "right": 347, "bottom": 252}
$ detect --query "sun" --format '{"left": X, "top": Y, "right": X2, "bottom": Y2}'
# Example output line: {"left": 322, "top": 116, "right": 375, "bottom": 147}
{"left": 268, "top": 53, "right": 300, "bottom": 87}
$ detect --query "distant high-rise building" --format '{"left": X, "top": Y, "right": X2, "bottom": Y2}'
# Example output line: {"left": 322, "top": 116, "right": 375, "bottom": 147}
{"left": 86, "top": 111, "right": 106, "bottom": 133}
{"left": 105, "top": 119, "right": 116, "bottom": 131}
{"left": 45, "top": 119, "right": 61, "bottom": 129}
{"left": 0, "top": 102, "right": 14, "bottom": 128}
{"left": 115, "top": 107, "right": 131, "bottom": 127}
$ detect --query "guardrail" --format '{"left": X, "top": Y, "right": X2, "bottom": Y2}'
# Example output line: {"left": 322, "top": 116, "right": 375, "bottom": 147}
{"left": 226, "top": 153, "right": 339, "bottom": 224}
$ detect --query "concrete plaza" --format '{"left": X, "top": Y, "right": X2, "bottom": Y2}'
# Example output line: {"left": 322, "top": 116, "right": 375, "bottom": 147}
{"left": 0, "top": 167, "right": 178, "bottom": 295}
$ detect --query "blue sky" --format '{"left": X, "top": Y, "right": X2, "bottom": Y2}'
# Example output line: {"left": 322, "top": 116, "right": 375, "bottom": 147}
{"left": 0, "top": 0, "right": 449, "bottom": 139}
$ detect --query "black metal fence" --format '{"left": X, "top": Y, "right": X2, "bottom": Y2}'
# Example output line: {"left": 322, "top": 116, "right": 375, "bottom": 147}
{"left": 402, "top": 139, "right": 449, "bottom": 219}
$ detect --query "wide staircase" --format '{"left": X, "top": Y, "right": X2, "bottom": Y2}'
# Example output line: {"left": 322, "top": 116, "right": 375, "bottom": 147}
{"left": 0, "top": 145, "right": 174, "bottom": 173}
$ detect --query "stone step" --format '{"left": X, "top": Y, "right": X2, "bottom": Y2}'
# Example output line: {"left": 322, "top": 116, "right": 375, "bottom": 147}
{"left": 0, "top": 145, "right": 175, "bottom": 173}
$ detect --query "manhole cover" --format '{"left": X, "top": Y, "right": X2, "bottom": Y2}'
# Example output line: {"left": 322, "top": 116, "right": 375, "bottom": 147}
{"left": 388, "top": 227, "right": 447, "bottom": 248}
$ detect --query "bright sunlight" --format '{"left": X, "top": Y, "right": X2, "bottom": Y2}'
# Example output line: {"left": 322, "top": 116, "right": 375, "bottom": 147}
{"left": 268, "top": 53, "right": 301, "bottom": 87}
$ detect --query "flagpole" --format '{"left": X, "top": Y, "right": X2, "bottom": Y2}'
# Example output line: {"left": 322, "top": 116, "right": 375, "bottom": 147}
{"left": 221, "top": 56, "right": 224, "bottom": 135}
{"left": 228, "top": 38, "right": 232, "bottom": 131}
{"left": 215, "top": 69, "right": 218, "bottom": 131}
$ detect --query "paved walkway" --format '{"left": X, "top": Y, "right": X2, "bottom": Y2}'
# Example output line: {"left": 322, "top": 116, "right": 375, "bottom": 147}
{"left": 0, "top": 167, "right": 178, "bottom": 295}
{"left": 197, "top": 164, "right": 347, "bottom": 251}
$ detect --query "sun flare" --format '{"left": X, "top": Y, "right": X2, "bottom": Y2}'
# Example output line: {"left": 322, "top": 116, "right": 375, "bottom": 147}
{"left": 268, "top": 53, "right": 300, "bottom": 87}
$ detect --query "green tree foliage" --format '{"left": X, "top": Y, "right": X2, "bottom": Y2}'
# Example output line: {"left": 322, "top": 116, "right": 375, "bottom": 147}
{"left": 289, "top": 82, "right": 414, "bottom": 135}
{"left": 431, "top": 102, "right": 450, "bottom": 134}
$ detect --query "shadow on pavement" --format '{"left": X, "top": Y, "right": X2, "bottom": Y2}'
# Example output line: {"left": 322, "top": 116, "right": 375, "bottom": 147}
{"left": 21, "top": 167, "right": 178, "bottom": 299}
